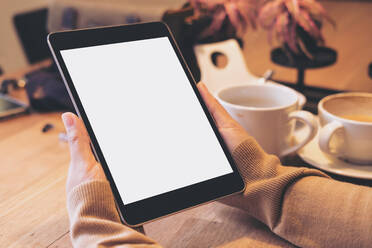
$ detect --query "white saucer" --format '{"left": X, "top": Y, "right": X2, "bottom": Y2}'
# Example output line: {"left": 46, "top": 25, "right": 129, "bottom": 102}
{"left": 296, "top": 119, "right": 372, "bottom": 179}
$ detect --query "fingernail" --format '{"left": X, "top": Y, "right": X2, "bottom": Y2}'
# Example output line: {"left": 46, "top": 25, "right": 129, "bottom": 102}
{"left": 62, "top": 113, "right": 74, "bottom": 129}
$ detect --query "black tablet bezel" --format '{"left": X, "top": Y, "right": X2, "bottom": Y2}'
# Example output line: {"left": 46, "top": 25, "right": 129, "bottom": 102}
{"left": 48, "top": 22, "right": 245, "bottom": 226}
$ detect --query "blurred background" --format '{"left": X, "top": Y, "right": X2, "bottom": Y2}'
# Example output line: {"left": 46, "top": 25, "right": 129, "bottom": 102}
{"left": 1, "top": 0, "right": 371, "bottom": 92}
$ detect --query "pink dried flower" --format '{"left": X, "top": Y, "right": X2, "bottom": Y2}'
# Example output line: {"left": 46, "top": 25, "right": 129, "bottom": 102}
{"left": 258, "top": 0, "right": 335, "bottom": 54}
{"left": 188, "top": 0, "right": 260, "bottom": 38}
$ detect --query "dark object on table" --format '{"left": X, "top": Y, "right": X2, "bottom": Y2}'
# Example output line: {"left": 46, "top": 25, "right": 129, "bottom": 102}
{"left": 25, "top": 63, "right": 74, "bottom": 112}
{"left": 0, "top": 79, "right": 19, "bottom": 94}
{"left": 271, "top": 47, "right": 337, "bottom": 91}
{"left": 0, "top": 66, "right": 3, "bottom": 76}
{"left": 369, "top": 62, "right": 372, "bottom": 79}
{"left": 42, "top": 123, "right": 54, "bottom": 133}
{"left": 13, "top": 8, "right": 50, "bottom": 64}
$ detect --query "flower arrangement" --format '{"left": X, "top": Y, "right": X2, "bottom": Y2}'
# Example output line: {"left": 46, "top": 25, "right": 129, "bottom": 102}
{"left": 161, "top": 0, "right": 334, "bottom": 80}
{"left": 186, "top": 0, "right": 260, "bottom": 41}
{"left": 258, "top": 0, "right": 335, "bottom": 56}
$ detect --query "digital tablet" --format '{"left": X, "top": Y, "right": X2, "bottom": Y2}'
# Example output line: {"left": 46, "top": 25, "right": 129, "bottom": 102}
{"left": 48, "top": 22, "right": 245, "bottom": 226}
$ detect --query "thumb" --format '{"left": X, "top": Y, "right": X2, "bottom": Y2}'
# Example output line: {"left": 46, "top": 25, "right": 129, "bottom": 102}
{"left": 62, "top": 112, "right": 95, "bottom": 165}
{"left": 197, "top": 82, "right": 237, "bottom": 128}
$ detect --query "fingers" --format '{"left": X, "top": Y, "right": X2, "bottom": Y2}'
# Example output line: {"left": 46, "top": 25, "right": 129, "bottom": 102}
{"left": 197, "top": 82, "right": 237, "bottom": 128}
{"left": 62, "top": 112, "right": 96, "bottom": 165}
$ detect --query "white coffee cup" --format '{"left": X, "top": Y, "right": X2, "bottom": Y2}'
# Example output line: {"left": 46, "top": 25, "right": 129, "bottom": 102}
{"left": 216, "top": 84, "right": 318, "bottom": 157}
{"left": 318, "top": 92, "right": 372, "bottom": 164}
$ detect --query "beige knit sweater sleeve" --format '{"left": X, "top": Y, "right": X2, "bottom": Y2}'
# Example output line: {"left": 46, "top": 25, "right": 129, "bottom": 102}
{"left": 67, "top": 137, "right": 372, "bottom": 248}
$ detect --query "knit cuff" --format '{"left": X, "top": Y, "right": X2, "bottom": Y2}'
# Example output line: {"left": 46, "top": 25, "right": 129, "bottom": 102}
{"left": 231, "top": 137, "right": 271, "bottom": 183}
{"left": 232, "top": 137, "right": 267, "bottom": 163}
{"left": 231, "top": 137, "right": 329, "bottom": 185}
{"left": 67, "top": 180, "right": 121, "bottom": 223}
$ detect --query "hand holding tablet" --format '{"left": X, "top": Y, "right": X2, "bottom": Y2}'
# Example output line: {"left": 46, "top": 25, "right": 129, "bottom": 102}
{"left": 48, "top": 22, "right": 245, "bottom": 226}
{"left": 63, "top": 83, "right": 249, "bottom": 194}
{"left": 62, "top": 112, "right": 106, "bottom": 194}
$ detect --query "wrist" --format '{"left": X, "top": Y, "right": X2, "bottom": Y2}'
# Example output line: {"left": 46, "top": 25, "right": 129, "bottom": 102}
{"left": 232, "top": 137, "right": 275, "bottom": 183}
{"left": 67, "top": 180, "right": 120, "bottom": 222}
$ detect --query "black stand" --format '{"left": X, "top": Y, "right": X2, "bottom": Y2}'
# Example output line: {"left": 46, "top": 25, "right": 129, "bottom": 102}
{"left": 271, "top": 47, "right": 337, "bottom": 91}
{"left": 297, "top": 67, "right": 305, "bottom": 91}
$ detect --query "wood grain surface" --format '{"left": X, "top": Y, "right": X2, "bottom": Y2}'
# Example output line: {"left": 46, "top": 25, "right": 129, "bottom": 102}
{"left": 0, "top": 112, "right": 295, "bottom": 248}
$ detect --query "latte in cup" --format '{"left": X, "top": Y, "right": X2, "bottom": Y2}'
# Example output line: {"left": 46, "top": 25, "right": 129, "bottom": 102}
{"left": 216, "top": 84, "right": 317, "bottom": 157}
{"left": 318, "top": 92, "right": 372, "bottom": 164}
{"left": 340, "top": 115, "right": 372, "bottom": 123}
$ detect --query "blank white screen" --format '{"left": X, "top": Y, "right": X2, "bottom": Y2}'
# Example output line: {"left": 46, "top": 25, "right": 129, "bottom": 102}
{"left": 61, "top": 37, "right": 233, "bottom": 204}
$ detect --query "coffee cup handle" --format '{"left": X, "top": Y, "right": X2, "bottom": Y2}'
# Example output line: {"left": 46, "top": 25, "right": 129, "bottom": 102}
{"left": 280, "top": 111, "right": 318, "bottom": 157}
{"left": 318, "top": 120, "right": 345, "bottom": 156}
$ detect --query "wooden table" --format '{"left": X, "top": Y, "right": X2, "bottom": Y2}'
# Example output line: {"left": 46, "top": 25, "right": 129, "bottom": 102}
{"left": 0, "top": 64, "right": 294, "bottom": 247}
{"left": 0, "top": 113, "right": 298, "bottom": 248}
{"left": 0, "top": 64, "right": 370, "bottom": 247}
{"left": 0, "top": 112, "right": 297, "bottom": 248}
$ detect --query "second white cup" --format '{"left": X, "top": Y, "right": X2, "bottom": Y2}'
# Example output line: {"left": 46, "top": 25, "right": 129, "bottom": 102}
{"left": 318, "top": 92, "right": 372, "bottom": 164}
{"left": 216, "top": 84, "right": 318, "bottom": 157}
